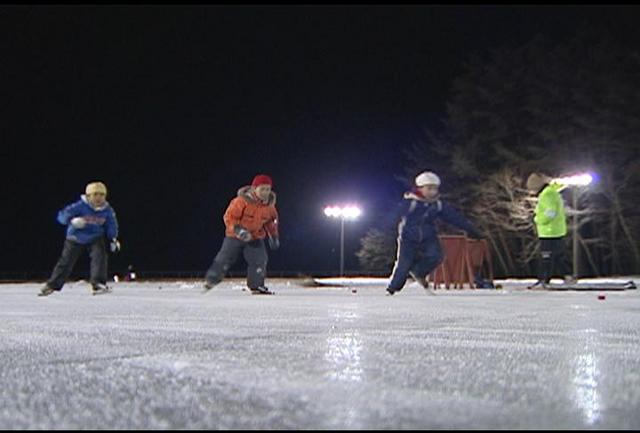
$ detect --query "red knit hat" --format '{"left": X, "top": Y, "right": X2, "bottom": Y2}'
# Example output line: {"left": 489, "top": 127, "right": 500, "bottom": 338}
{"left": 251, "top": 174, "right": 273, "bottom": 188}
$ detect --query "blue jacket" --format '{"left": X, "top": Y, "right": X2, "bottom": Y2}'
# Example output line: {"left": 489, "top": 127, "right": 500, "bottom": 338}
{"left": 396, "top": 191, "right": 480, "bottom": 242}
{"left": 57, "top": 195, "right": 119, "bottom": 244}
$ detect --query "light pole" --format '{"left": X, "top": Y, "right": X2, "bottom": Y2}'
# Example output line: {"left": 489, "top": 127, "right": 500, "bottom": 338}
{"left": 552, "top": 173, "right": 594, "bottom": 281}
{"left": 324, "top": 205, "right": 362, "bottom": 277}
{"left": 572, "top": 188, "right": 579, "bottom": 280}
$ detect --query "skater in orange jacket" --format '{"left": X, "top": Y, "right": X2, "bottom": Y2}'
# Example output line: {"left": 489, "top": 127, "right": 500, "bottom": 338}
{"left": 204, "top": 174, "right": 279, "bottom": 295}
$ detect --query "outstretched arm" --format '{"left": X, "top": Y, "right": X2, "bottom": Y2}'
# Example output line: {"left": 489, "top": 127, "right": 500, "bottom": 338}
{"left": 439, "top": 202, "right": 482, "bottom": 238}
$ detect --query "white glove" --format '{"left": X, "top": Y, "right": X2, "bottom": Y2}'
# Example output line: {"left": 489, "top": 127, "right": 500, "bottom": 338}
{"left": 234, "top": 225, "right": 252, "bottom": 242}
{"left": 237, "top": 229, "right": 252, "bottom": 242}
{"left": 110, "top": 238, "right": 121, "bottom": 253}
{"left": 71, "top": 217, "right": 86, "bottom": 229}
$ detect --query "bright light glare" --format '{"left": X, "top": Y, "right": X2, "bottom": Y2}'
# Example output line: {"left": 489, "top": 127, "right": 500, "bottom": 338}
{"left": 324, "top": 206, "right": 341, "bottom": 217}
{"left": 324, "top": 205, "right": 362, "bottom": 219}
{"left": 343, "top": 206, "right": 362, "bottom": 219}
{"left": 553, "top": 173, "right": 593, "bottom": 186}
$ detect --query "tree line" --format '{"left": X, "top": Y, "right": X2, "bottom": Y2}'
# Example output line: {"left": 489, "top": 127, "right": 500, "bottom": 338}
{"left": 358, "top": 30, "right": 640, "bottom": 278}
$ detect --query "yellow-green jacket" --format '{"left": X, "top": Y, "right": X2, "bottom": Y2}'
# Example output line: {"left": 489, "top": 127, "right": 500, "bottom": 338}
{"left": 534, "top": 183, "right": 567, "bottom": 238}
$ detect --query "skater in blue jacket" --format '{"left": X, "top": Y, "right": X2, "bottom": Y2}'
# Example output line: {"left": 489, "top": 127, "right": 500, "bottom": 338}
{"left": 39, "top": 182, "right": 120, "bottom": 296}
{"left": 386, "top": 171, "right": 482, "bottom": 295}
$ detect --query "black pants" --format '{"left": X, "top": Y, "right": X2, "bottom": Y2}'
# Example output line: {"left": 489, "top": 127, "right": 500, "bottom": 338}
{"left": 538, "top": 237, "right": 565, "bottom": 283}
{"left": 47, "top": 238, "right": 108, "bottom": 290}
{"left": 205, "top": 237, "right": 268, "bottom": 289}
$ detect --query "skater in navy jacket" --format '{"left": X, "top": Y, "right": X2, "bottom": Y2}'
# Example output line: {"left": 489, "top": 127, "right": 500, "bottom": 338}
{"left": 386, "top": 171, "right": 482, "bottom": 295}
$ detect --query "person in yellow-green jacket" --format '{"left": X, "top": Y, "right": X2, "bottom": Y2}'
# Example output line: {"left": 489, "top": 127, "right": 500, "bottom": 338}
{"left": 526, "top": 172, "right": 568, "bottom": 289}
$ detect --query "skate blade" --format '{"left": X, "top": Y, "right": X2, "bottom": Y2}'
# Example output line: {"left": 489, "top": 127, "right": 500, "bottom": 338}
{"left": 92, "top": 288, "right": 112, "bottom": 296}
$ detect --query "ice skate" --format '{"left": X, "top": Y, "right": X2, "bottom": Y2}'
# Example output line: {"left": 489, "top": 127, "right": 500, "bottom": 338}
{"left": 38, "top": 285, "right": 57, "bottom": 297}
{"left": 202, "top": 280, "right": 219, "bottom": 294}
{"left": 527, "top": 280, "right": 548, "bottom": 290}
{"left": 91, "top": 283, "right": 112, "bottom": 295}
{"left": 249, "top": 286, "right": 274, "bottom": 295}
{"left": 412, "top": 274, "right": 436, "bottom": 295}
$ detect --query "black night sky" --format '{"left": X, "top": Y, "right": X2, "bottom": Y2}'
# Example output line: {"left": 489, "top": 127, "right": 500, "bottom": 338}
{"left": 2, "top": 6, "right": 639, "bottom": 277}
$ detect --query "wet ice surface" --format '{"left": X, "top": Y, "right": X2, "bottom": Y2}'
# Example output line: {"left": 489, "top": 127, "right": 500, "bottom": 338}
{"left": 1, "top": 278, "right": 640, "bottom": 429}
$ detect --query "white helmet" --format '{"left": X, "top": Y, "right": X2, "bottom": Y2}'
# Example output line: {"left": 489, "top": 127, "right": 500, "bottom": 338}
{"left": 415, "top": 171, "right": 441, "bottom": 187}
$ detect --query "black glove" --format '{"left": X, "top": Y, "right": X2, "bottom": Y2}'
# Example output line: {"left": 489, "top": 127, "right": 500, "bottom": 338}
{"left": 234, "top": 225, "right": 252, "bottom": 242}
{"left": 268, "top": 236, "right": 280, "bottom": 251}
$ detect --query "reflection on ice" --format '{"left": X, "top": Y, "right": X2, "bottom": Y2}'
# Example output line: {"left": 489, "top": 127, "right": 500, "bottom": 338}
{"left": 572, "top": 330, "right": 601, "bottom": 425}
{"left": 325, "top": 309, "right": 363, "bottom": 382}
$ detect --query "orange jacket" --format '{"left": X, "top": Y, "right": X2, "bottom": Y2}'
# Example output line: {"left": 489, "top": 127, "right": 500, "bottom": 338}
{"left": 223, "top": 186, "right": 279, "bottom": 240}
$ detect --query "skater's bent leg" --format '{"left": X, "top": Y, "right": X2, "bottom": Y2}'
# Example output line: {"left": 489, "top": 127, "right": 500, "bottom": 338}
{"left": 410, "top": 239, "right": 443, "bottom": 284}
{"left": 387, "top": 238, "right": 417, "bottom": 292}
{"left": 205, "top": 237, "right": 244, "bottom": 285}
{"left": 244, "top": 239, "right": 268, "bottom": 290}
{"left": 89, "top": 237, "right": 108, "bottom": 286}
{"left": 47, "top": 240, "right": 84, "bottom": 290}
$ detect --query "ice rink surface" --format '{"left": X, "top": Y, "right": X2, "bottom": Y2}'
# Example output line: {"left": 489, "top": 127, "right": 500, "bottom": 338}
{"left": 1, "top": 278, "right": 640, "bottom": 429}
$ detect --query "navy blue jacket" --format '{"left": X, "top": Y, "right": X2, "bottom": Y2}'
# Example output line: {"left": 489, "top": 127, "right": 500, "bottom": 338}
{"left": 396, "top": 191, "right": 480, "bottom": 242}
{"left": 57, "top": 195, "right": 119, "bottom": 244}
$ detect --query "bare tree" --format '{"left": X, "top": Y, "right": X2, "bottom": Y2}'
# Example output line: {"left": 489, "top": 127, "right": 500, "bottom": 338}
{"left": 399, "top": 29, "right": 640, "bottom": 277}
